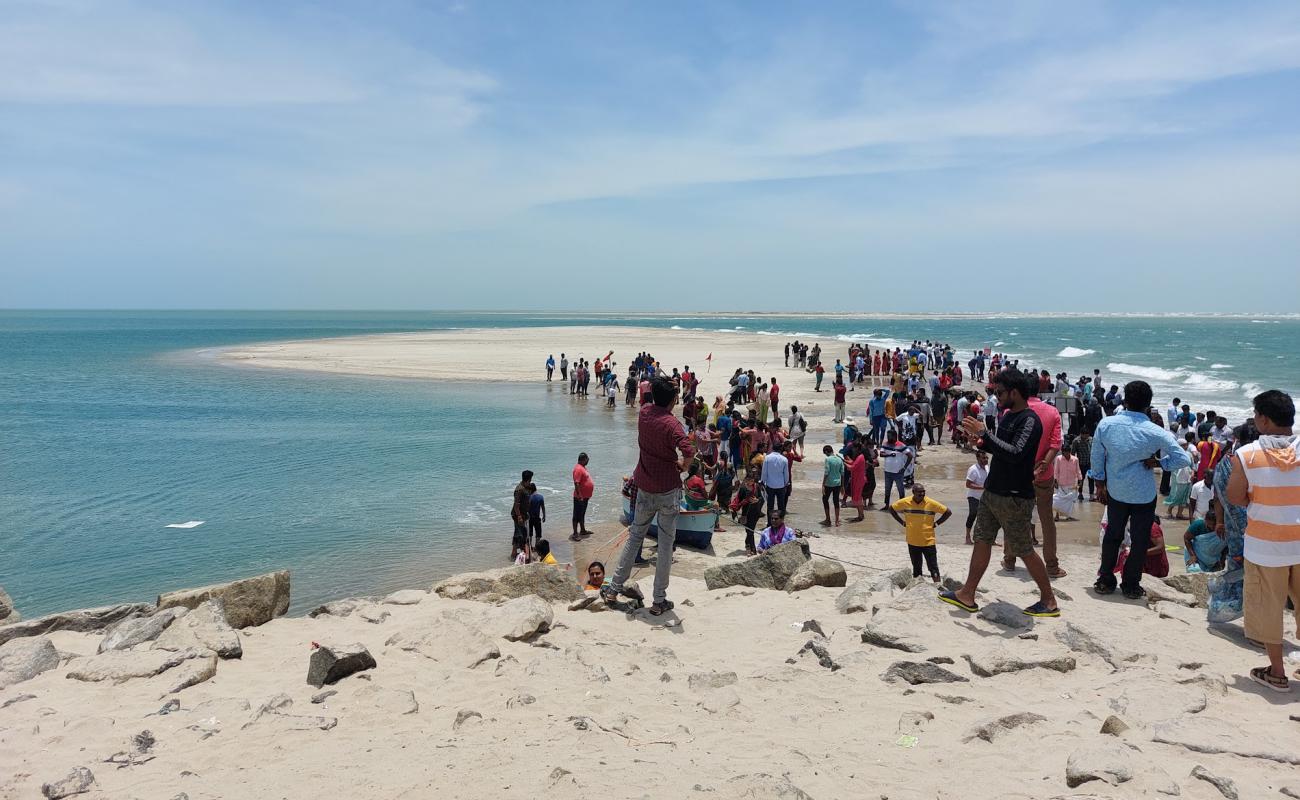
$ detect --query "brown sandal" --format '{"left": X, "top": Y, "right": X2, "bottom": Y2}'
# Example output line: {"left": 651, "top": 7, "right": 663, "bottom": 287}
{"left": 1248, "top": 665, "right": 1290, "bottom": 693}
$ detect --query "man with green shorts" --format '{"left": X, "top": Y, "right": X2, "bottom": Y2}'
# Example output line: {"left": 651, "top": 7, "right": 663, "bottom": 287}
{"left": 940, "top": 367, "right": 1060, "bottom": 618}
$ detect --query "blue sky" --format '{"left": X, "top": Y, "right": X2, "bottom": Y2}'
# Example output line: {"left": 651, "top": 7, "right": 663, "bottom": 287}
{"left": 2, "top": 0, "right": 1299, "bottom": 311}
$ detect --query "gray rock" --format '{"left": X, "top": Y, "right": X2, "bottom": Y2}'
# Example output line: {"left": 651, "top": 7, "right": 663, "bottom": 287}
{"left": 382, "top": 589, "right": 427, "bottom": 605}
{"left": 800, "top": 619, "right": 825, "bottom": 636}
{"left": 488, "top": 595, "right": 553, "bottom": 641}
{"left": 1177, "top": 672, "right": 1228, "bottom": 696}
{"left": 0, "top": 603, "right": 153, "bottom": 647}
{"left": 166, "top": 653, "right": 218, "bottom": 694}
{"left": 1107, "top": 677, "right": 1206, "bottom": 726}
{"left": 98, "top": 607, "right": 188, "bottom": 652}
{"left": 1143, "top": 581, "right": 1197, "bottom": 607}
{"left": 243, "top": 695, "right": 338, "bottom": 732}
{"left": 453, "top": 709, "right": 482, "bottom": 729}
{"left": 156, "top": 569, "right": 291, "bottom": 629}
{"left": 399, "top": 614, "right": 500, "bottom": 669}
{"left": 308, "top": 599, "right": 363, "bottom": 618}
{"left": 937, "top": 694, "right": 973, "bottom": 705}
{"left": 1151, "top": 717, "right": 1300, "bottom": 765}
{"left": 243, "top": 692, "right": 294, "bottom": 728}
{"left": 882, "top": 660, "right": 969, "bottom": 685}
{"left": 977, "top": 601, "right": 1034, "bottom": 630}
{"left": 1099, "top": 715, "right": 1129, "bottom": 736}
{"left": 962, "top": 712, "right": 1047, "bottom": 743}
{"left": 1190, "top": 765, "right": 1237, "bottom": 800}
{"left": 1161, "top": 572, "right": 1210, "bottom": 608}
{"left": 927, "top": 656, "right": 955, "bottom": 664}
{"left": 785, "top": 558, "right": 848, "bottom": 592}
{"left": 688, "top": 671, "right": 738, "bottom": 691}
{"left": 722, "top": 773, "right": 813, "bottom": 799}
{"left": 307, "top": 642, "right": 376, "bottom": 687}
{"left": 962, "top": 647, "right": 1076, "bottom": 677}
{"left": 41, "top": 766, "right": 95, "bottom": 799}
{"left": 1054, "top": 621, "right": 1137, "bottom": 669}
{"left": 0, "top": 585, "right": 19, "bottom": 624}
{"left": 66, "top": 647, "right": 206, "bottom": 682}
{"left": 1065, "top": 742, "right": 1136, "bottom": 788}
{"left": 871, "top": 567, "right": 916, "bottom": 592}
{"left": 898, "top": 710, "right": 934, "bottom": 733}
{"left": 356, "top": 604, "right": 390, "bottom": 625}
{"left": 835, "top": 577, "right": 875, "bottom": 614}
{"left": 311, "top": 689, "right": 337, "bottom": 704}
{"left": 796, "top": 639, "right": 840, "bottom": 671}
{"left": 0, "top": 635, "right": 59, "bottom": 689}
{"left": 352, "top": 685, "right": 418, "bottom": 715}
{"left": 703, "top": 540, "right": 810, "bottom": 591}
{"left": 1281, "top": 785, "right": 1300, "bottom": 799}
{"left": 433, "top": 563, "right": 583, "bottom": 604}
{"left": 153, "top": 599, "right": 242, "bottom": 659}
{"left": 860, "top": 622, "right": 927, "bottom": 653}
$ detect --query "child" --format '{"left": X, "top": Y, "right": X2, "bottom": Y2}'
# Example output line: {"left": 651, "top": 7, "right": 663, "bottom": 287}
{"left": 888, "top": 482, "right": 951, "bottom": 583}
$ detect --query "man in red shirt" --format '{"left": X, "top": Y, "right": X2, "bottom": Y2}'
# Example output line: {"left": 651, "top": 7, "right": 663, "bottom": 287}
{"left": 603, "top": 376, "right": 694, "bottom": 616}
{"left": 571, "top": 452, "right": 594, "bottom": 541}
{"left": 769, "top": 378, "right": 781, "bottom": 418}
{"left": 833, "top": 378, "right": 847, "bottom": 423}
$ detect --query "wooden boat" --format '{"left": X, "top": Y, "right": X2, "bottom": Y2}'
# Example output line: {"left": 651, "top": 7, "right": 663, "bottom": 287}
{"left": 620, "top": 483, "right": 719, "bottom": 551}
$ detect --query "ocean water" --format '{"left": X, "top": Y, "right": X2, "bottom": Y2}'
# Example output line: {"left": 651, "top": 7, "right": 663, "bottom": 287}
{"left": 3, "top": 311, "right": 1297, "bottom": 618}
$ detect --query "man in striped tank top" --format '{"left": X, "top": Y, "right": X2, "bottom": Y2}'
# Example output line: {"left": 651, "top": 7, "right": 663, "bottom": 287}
{"left": 1226, "top": 390, "right": 1300, "bottom": 692}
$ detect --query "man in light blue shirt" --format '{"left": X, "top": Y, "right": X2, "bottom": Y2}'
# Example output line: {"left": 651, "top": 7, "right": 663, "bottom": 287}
{"left": 761, "top": 446, "right": 790, "bottom": 521}
{"left": 1089, "top": 380, "right": 1191, "bottom": 599}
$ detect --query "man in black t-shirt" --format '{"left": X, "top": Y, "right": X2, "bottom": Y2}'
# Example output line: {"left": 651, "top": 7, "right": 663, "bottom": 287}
{"left": 940, "top": 368, "right": 1061, "bottom": 619}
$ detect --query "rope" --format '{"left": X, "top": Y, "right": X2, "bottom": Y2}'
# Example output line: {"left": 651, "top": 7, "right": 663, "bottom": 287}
{"left": 806, "top": 549, "right": 881, "bottom": 570}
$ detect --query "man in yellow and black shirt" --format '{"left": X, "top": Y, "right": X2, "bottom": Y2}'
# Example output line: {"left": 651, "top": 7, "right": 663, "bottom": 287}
{"left": 889, "top": 482, "right": 952, "bottom": 582}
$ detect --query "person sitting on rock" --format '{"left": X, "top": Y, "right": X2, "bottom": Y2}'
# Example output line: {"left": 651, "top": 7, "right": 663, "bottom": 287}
{"left": 755, "top": 510, "right": 797, "bottom": 553}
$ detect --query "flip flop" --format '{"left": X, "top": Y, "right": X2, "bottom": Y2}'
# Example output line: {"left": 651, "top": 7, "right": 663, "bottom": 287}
{"left": 938, "top": 590, "right": 979, "bottom": 614}
{"left": 1023, "top": 601, "right": 1061, "bottom": 618}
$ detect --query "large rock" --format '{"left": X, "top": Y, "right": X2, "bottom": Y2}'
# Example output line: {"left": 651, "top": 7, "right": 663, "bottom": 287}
{"left": 881, "top": 660, "right": 969, "bottom": 685}
{"left": 1161, "top": 572, "right": 1210, "bottom": 608}
{"left": 166, "top": 653, "right": 218, "bottom": 694}
{"left": 1143, "top": 581, "right": 1197, "bottom": 608}
{"left": 703, "top": 540, "right": 810, "bottom": 591}
{"left": 41, "top": 766, "right": 95, "bottom": 799}
{"left": 785, "top": 558, "right": 848, "bottom": 592}
{"left": 0, "top": 635, "right": 60, "bottom": 689}
{"left": 486, "top": 595, "right": 553, "bottom": 641}
{"left": 433, "top": 563, "right": 583, "bottom": 604}
{"left": 977, "top": 601, "right": 1033, "bottom": 630}
{"left": 858, "top": 581, "right": 948, "bottom": 653}
{"left": 66, "top": 648, "right": 208, "bottom": 683}
{"left": 382, "top": 589, "right": 427, "bottom": 606}
{"left": 962, "top": 712, "right": 1047, "bottom": 743}
{"left": 835, "top": 577, "right": 874, "bottom": 614}
{"left": 397, "top": 613, "right": 499, "bottom": 669}
{"left": 1054, "top": 621, "right": 1137, "bottom": 670}
{"left": 157, "top": 570, "right": 290, "bottom": 629}
{"left": 153, "top": 599, "right": 242, "bottom": 659}
{"left": 308, "top": 598, "right": 364, "bottom": 618}
{"left": 0, "top": 585, "right": 19, "bottom": 624}
{"left": 963, "top": 647, "right": 1076, "bottom": 678}
{"left": 1151, "top": 717, "right": 1300, "bottom": 765}
{"left": 1107, "top": 676, "right": 1206, "bottom": 726}
{"left": 1065, "top": 743, "right": 1135, "bottom": 788}
{"left": 0, "top": 603, "right": 153, "bottom": 647}
{"left": 307, "top": 642, "right": 376, "bottom": 687}
{"left": 99, "top": 607, "right": 188, "bottom": 653}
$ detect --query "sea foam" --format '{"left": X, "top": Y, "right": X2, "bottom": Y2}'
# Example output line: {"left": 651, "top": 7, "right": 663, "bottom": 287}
{"left": 1107, "top": 362, "right": 1185, "bottom": 382}
{"left": 1056, "top": 347, "right": 1096, "bottom": 358}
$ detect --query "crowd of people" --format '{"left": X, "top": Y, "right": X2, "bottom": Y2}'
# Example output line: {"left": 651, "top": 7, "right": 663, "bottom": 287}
{"left": 529, "top": 337, "right": 1298, "bottom": 692}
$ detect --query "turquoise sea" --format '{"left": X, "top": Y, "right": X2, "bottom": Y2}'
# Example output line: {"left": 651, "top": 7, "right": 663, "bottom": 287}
{"left": 3, "top": 311, "right": 1297, "bottom": 618}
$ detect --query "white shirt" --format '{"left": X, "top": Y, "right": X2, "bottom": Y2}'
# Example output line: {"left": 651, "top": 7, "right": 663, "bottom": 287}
{"left": 966, "top": 464, "right": 988, "bottom": 499}
{"left": 760, "top": 452, "right": 789, "bottom": 489}
{"left": 1190, "top": 480, "right": 1214, "bottom": 518}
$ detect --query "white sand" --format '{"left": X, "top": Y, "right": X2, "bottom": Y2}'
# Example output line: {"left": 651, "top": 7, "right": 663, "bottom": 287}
{"left": 2, "top": 327, "right": 1297, "bottom": 799}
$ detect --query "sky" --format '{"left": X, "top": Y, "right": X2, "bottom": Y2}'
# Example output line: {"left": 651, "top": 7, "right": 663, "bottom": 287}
{"left": 2, "top": 0, "right": 1299, "bottom": 312}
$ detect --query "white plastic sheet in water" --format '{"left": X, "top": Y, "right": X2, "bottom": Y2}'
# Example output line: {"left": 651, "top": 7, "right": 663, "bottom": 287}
{"left": 164, "top": 520, "right": 205, "bottom": 529}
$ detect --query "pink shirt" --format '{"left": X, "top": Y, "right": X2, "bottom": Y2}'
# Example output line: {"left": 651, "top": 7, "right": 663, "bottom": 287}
{"left": 572, "top": 464, "right": 594, "bottom": 499}
{"left": 1027, "top": 397, "right": 1063, "bottom": 482}
{"left": 1053, "top": 455, "right": 1081, "bottom": 487}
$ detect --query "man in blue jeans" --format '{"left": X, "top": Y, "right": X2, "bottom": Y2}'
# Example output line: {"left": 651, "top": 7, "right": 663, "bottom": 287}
{"left": 1089, "top": 380, "right": 1191, "bottom": 599}
{"left": 878, "top": 429, "right": 914, "bottom": 509}
{"left": 603, "top": 376, "right": 695, "bottom": 616}
{"left": 868, "top": 389, "right": 887, "bottom": 444}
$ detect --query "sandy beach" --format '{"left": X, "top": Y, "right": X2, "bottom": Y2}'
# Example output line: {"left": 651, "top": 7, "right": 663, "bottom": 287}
{"left": 2, "top": 326, "right": 1298, "bottom": 799}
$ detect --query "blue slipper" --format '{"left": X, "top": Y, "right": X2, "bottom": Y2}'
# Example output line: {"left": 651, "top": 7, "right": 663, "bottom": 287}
{"left": 1023, "top": 601, "right": 1060, "bottom": 618}
{"left": 938, "top": 589, "right": 979, "bottom": 613}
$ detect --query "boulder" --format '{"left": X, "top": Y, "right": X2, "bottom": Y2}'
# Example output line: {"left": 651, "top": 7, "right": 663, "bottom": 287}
{"left": 0, "top": 603, "right": 153, "bottom": 646}
{"left": 962, "top": 712, "right": 1047, "bottom": 743}
{"left": 1054, "top": 621, "right": 1137, "bottom": 669}
{"left": 1151, "top": 717, "right": 1300, "bottom": 765}
{"left": 486, "top": 595, "right": 553, "bottom": 641}
{"left": 1100, "top": 715, "right": 1130, "bottom": 736}
{"left": 703, "top": 540, "right": 810, "bottom": 591}
{"left": 66, "top": 647, "right": 207, "bottom": 683}
{"left": 153, "top": 599, "right": 242, "bottom": 659}
{"left": 881, "top": 660, "right": 968, "bottom": 685}
{"left": 166, "top": 653, "right": 218, "bottom": 694}
{"left": 157, "top": 569, "right": 290, "bottom": 629}
{"left": 858, "top": 582, "right": 949, "bottom": 653}
{"left": 307, "top": 642, "right": 376, "bottom": 687}
{"left": 835, "top": 577, "right": 875, "bottom": 614}
{"left": 785, "top": 559, "right": 848, "bottom": 592}
{"left": 398, "top": 614, "right": 500, "bottom": 669}
{"left": 795, "top": 640, "right": 840, "bottom": 671}
{"left": 382, "top": 589, "right": 427, "bottom": 606}
{"left": 308, "top": 599, "right": 363, "bottom": 618}
{"left": 433, "top": 563, "right": 583, "bottom": 604}
{"left": 1190, "top": 765, "right": 1237, "bottom": 800}
{"left": 356, "top": 604, "right": 390, "bottom": 625}
{"left": 0, "top": 585, "right": 19, "bottom": 624}
{"left": 0, "top": 635, "right": 60, "bottom": 689}
{"left": 351, "top": 685, "right": 419, "bottom": 715}
{"left": 41, "top": 766, "right": 95, "bottom": 799}
{"left": 962, "top": 647, "right": 1077, "bottom": 678}
{"left": 1143, "top": 581, "right": 1197, "bottom": 608}
{"left": 1065, "top": 743, "right": 1135, "bottom": 788}
{"left": 1161, "top": 572, "right": 1210, "bottom": 608}
{"left": 977, "top": 601, "right": 1034, "bottom": 630}
{"left": 860, "top": 622, "right": 927, "bottom": 653}
{"left": 99, "top": 607, "right": 188, "bottom": 653}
